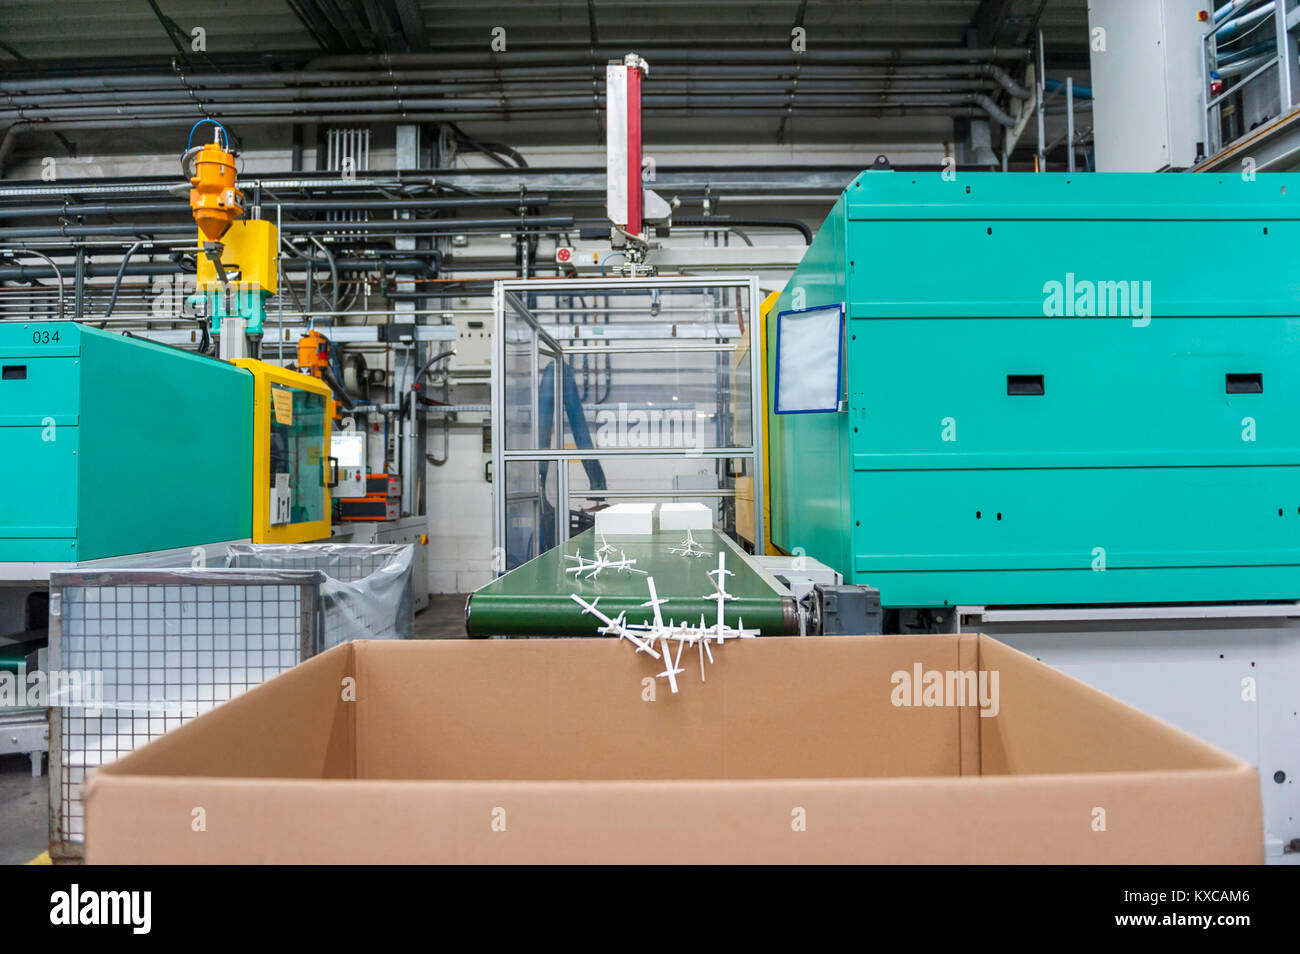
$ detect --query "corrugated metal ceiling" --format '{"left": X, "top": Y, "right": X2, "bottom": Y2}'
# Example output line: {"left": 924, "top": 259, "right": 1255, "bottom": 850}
{"left": 0, "top": 1, "right": 1088, "bottom": 66}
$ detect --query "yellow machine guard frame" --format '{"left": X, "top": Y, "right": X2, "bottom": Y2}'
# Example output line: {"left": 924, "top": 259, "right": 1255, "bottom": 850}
{"left": 233, "top": 359, "right": 333, "bottom": 544}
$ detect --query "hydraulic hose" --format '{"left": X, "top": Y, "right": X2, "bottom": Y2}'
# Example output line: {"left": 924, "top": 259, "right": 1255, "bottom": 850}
{"left": 672, "top": 215, "right": 813, "bottom": 245}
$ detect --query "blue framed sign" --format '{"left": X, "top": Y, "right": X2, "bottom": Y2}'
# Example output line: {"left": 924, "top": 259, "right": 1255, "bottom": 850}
{"left": 773, "top": 302, "right": 845, "bottom": 414}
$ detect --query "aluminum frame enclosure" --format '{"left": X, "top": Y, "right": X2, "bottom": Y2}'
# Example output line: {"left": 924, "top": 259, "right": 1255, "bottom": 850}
{"left": 491, "top": 276, "right": 766, "bottom": 573}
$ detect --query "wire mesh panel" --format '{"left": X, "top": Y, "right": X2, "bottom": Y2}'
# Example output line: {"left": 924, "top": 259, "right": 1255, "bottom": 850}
{"left": 47, "top": 569, "right": 323, "bottom": 860}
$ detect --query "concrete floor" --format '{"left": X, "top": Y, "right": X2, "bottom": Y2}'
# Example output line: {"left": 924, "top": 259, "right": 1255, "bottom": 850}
{"left": 0, "top": 594, "right": 469, "bottom": 864}
{"left": 0, "top": 754, "right": 46, "bottom": 865}
{"left": 415, "top": 594, "right": 470, "bottom": 638}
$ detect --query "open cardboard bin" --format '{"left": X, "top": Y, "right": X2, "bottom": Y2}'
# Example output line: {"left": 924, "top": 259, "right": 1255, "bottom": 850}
{"left": 83, "top": 635, "right": 1262, "bottom": 864}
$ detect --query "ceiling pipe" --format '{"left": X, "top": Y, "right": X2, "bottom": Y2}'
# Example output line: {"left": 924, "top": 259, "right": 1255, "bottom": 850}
{"left": 3, "top": 89, "right": 1031, "bottom": 120}
{"left": 303, "top": 47, "right": 1032, "bottom": 69}
{"left": 0, "top": 215, "right": 574, "bottom": 240}
{"left": 0, "top": 46, "right": 1032, "bottom": 96}
{"left": 973, "top": 63, "right": 1032, "bottom": 99}
{"left": 0, "top": 195, "right": 551, "bottom": 218}
{"left": 0, "top": 64, "right": 902, "bottom": 87}
{"left": 0, "top": 123, "right": 29, "bottom": 178}
{"left": 0, "top": 261, "right": 182, "bottom": 279}
{"left": 669, "top": 215, "right": 812, "bottom": 244}
{"left": 0, "top": 50, "right": 1031, "bottom": 176}
{"left": 0, "top": 109, "right": 965, "bottom": 129}
{"left": 0, "top": 104, "right": 991, "bottom": 134}
{"left": 0, "top": 53, "right": 1031, "bottom": 153}
{"left": 5, "top": 77, "right": 1008, "bottom": 108}
{"left": 0, "top": 248, "right": 65, "bottom": 316}
{"left": 1, "top": 61, "right": 1030, "bottom": 96}
{"left": 0, "top": 104, "right": 1019, "bottom": 138}
{"left": 0, "top": 176, "right": 518, "bottom": 198}
{"left": 0, "top": 256, "right": 439, "bottom": 281}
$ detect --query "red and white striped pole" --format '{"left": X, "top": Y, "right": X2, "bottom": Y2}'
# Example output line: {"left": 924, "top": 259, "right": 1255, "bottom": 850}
{"left": 606, "top": 53, "right": 648, "bottom": 242}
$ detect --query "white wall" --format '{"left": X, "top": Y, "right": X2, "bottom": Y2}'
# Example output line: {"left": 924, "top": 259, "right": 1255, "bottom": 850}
{"left": 425, "top": 424, "right": 496, "bottom": 594}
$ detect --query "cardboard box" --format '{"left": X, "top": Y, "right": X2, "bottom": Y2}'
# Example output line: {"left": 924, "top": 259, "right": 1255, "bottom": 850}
{"left": 83, "top": 635, "right": 1262, "bottom": 864}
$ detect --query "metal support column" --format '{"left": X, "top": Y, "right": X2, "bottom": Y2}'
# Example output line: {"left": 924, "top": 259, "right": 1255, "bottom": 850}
{"left": 1066, "top": 76, "right": 1076, "bottom": 172}
{"left": 1036, "top": 29, "right": 1046, "bottom": 171}
{"left": 395, "top": 124, "right": 420, "bottom": 513}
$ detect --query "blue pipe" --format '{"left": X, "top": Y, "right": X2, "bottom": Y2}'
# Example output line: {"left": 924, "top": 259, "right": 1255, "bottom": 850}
{"left": 186, "top": 118, "right": 231, "bottom": 150}
{"left": 599, "top": 252, "right": 626, "bottom": 276}
{"left": 1216, "top": 0, "right": 1267, "bottom": 23}
{"left": 1217, "top": 40, "right": 1274, "bottom": 65}
{"left": 1045, "top": 78, "right": 1092, "bottom": 100}
{"left": 538, "top": 360, "right": 608, "bottom": 488}
{"left": 1216, "top": 1, "right": 1275, "bottom": 39}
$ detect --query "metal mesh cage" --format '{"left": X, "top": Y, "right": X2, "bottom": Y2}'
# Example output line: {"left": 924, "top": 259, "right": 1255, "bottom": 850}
{"left": 47, "top": 569, "right": 323, "bottom": 861}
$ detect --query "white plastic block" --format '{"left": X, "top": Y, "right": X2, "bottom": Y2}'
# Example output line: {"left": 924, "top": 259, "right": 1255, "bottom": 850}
{"left": 595, "top": 503, "right": 655, "bottom": 536}
{"left": 657, "top": 502, "right": 712, "bottom": 531}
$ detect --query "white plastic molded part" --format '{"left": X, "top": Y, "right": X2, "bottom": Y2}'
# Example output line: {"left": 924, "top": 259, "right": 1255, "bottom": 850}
{"left": 657, "top": 502, "right": 712, "bottom": 531}
{"left": 594, "top": 503, "right": 655, "bottom": 536}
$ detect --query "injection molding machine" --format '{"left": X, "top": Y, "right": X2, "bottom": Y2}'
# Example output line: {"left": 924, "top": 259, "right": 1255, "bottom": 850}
{"left": 764, "top": 168, "right": 1300, "bottom": 860}
{"left": 0, "top": 321, "right": 331, "bottom": 563}
{"left": 767, "top": 169, "right": 1300, "bottom": 608}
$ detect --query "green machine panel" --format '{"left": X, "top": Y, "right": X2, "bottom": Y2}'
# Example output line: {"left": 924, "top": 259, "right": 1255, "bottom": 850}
{"left": 768, "top": 171, "right": 1300, "bottom": 608}
{"left": 0, "top": 322, "right": 253, "bottom": 562}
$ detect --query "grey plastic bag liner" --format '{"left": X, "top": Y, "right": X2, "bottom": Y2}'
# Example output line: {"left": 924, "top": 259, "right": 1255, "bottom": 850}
{"left": 69, "top": 539, "right": 241, "bottom": 571}
{"left": 224, "top": 543, "right": 414, "bottom": 648}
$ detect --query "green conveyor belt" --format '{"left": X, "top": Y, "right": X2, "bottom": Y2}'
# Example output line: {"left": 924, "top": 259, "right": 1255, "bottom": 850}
{"left": 0, "top": 638, "right": 43, "bottom": 674}
{"left": 467, "top": 529, "right": 793, "bottom": 637}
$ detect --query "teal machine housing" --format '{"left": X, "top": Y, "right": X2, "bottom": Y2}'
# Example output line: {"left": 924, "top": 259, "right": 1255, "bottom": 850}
{"left": 767, "top": 171, "right": 1300, "bottom": 608}
{"left": 0, "top": 322, "right": 253, "bottom": 562}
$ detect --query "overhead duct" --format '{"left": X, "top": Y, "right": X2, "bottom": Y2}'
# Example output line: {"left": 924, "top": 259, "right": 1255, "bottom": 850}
{"left": 0, "top": 47, "right": 1034, "bottom": 170}
{"left": 0, "top": 216, "right": 574, "bottom": 241}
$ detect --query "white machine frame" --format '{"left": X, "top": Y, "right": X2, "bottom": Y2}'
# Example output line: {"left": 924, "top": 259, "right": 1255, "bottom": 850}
{"left": 959, "top": 602, "right": 1300, "bottom": 864}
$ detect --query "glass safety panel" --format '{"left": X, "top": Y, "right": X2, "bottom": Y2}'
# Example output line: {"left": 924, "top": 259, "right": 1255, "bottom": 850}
{"left": 503, "top": 291, "right": 561, "bottom": 452}
{"left": 269, "top": 385, "right": 327, "bottom": 525}
{"left": 567, "top": 456, "right": 752, "bottom": 538}
{"left": 504, "top": 459, "right": 559, "bottom": 571}
{"left": 504, "top": 284, "right": 754, "bottom": 453}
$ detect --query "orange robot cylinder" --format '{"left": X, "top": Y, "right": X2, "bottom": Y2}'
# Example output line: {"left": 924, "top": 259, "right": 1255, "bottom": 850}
{"left": 189, "top": 142, "right": 243, "bottom": 241}
{"left": 298, "top": 330, "right": 330, "bottom": 376}
{"left": 297, "top": 331, "right": 343, "bottom": 421}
